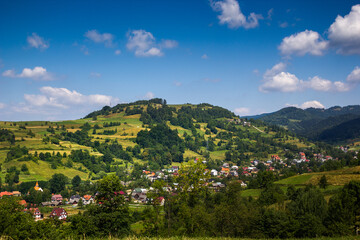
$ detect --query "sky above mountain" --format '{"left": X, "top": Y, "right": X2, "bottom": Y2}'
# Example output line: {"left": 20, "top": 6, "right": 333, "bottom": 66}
{"left": 1, "top": 0, "right": 360, "bottom": 120}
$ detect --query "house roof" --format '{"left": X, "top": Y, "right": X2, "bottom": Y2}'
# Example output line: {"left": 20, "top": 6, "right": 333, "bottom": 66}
{"left": 19, "top": 200, "right": 27, "bottom": 205}
{"left": 0, "top": 191, "right": 13, "bottom": 197}
{"left": 83, "top": 195, "right": 92, "bottom": 201}
{"left": 70, "top": 194, "right": 81, "bottom": 199}
{"left": 50, "top": 208, "right": 67, "bottom": 217}
{"left": 52, "top": 194, "right": 62, "bottom": 198}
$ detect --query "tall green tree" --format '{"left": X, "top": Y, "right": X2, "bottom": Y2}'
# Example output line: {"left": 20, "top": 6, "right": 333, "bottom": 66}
{"left": 319, "top": 175, "right": 328, "bottom": 189}
{"left": 71, "top": 175, "right": 81, "bottom": 189}
{"left": 49, "top": 173, "right": 68, "bottom": 193}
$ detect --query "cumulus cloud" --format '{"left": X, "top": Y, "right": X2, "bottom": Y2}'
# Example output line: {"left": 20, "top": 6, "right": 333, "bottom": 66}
{"left": 260, "top": 62, "right": 302, "bottom": 92}
{"left": 286, "top": 100, "right": 325, "bottom": 109}
{"left": 300, "top": 100, "right": 325, "bottom": 109}
{"left": 279, "top": 30, "right": 329, "bottom": 56}
{"left": 144, "top": 92, "right": 155, "bottom": 99}
{"left": 126, "top": 30, "right": 160, "bottom": 57}
{"left": 211, "top": 0, "right": 263, "bottom": 29}
{"left": 85, "top": 30, "right": 114, "bottom": 47}
{"left": 260, "top": 71, "right": 301, "bottom": 93}
{"left": 333, "top": 81, "right": 351, "bottom": 92}
{"left": 126, "top": 30, "right": 177, "bottom": 57}
{"left": 24, "top": 86, "right": 118, "bottom": 109}
{"left": 27, "top": 33, "right": 49, "bottom": 50}
{"left": 1, "top": 87, "right": 120, "bottom": 120}
{"left": 328, "top": 4, "right": 360, "bottom": 55}
{"left": 346, "top": 66, "right": 360, "bottom": 83}
{"left": 234, "top": 107, "right": 250, "bottom": 116}
{"left": 306, "top": 76, "right": 333, "bottom": 91}
{"left": 260, "top": 63, "right": 352, "bottom": 93}
{"left": 2, "top": 66, "right": 53, "bottom": 81}
{"left": 0, "top": 103, "right": 6, "bottom": 109}
{"left": 114, "top": 49, "right": 121, "bottom": 55}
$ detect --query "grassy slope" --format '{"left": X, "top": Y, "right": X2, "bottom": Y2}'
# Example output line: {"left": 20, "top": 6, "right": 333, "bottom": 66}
{"left": 241, "top": 166, "right": 360, "bottom": 198}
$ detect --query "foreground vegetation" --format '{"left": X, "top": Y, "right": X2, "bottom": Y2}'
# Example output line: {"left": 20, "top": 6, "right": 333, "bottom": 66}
{"left": 1, "top": 165, "right": 360, "bottom": 240}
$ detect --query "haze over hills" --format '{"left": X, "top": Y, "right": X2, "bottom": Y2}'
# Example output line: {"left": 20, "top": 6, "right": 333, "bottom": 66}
{"left": 246, "top": 105, "right": 360, "bottom": 143}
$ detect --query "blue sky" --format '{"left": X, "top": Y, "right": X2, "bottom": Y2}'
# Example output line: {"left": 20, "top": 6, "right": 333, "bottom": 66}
{"left": 1, "top": 0, "right": 360, "bottom": 120}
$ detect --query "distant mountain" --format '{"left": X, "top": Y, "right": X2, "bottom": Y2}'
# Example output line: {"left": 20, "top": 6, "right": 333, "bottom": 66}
{"left": 246, "top": 105, "right": 360, "bottom": 143}
{"left": 318, "top": 117, "right": 360, "bottom": 143}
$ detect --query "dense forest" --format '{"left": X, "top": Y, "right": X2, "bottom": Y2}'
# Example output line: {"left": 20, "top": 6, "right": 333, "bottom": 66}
{"left": 250, "top": 105, "right": 360, "bottom": 143}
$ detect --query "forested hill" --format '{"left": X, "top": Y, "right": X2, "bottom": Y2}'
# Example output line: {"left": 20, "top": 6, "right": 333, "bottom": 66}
{"left": 84, "top": 98, "right": 236, "bottom": 122}
{"left": 1, "top": 98, "right": 325, "bottom": 183}
{"left": 247, "top": 105, "right": 360, "bottom": 143}
{"left": 318, "top": 117, "right": 360, "bottom": 143}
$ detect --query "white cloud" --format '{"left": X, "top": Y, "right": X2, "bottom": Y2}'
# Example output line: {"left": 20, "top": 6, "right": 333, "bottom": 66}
{"left": 333, "top": 81, "right": 350, "bottom": 92}
{"left": 144, "top": 92, "right": 155, "bottom": 99}
{"left": 279, "top": 30, "right": 329, "bottom": 56}
{"left": 0, "top": 103, "right": 6, "bottom": 109}
{"left": 145, "top": 47, "right": 163, "bottom": 57}
{"left": 306, "top": 76, "right": 333, "bottom": 91}
{"left": 260, "top": 63, "right": 351, "bottom": 93}
{"left": 234, "top": 107, "right": 250, "bottom": 116}
{"left": 1, "top": 87, "right": 120, "bottom": 120}
{"left": 24, "top": 86, "right": 118, "bottom": 109}
{"left": 211, "top": 0, "right": 263, "bottom": 29}
{"left": 260, "top": 71, "right": 301, "bottom": 93}
{"left": 346, "top": 66, "right": 360, "bottom": 83}
{"left": 85, "top": 30, "right": 114, "bottom": 47}
{"left": 160, "top": 40, "right": 178, "bottom": 49}
{"left": 267, "top": 8, "right": 273, "bottom": 20}
{"left": 114, "top": 49, "right": 121, "bottom": 55}
{"left": 201, "top": 54, "right": 209, "bottom": 59}
{"left": 126, "top": 30, "right": 163, "bottom": 57}
{"left": 2, "top": 66, "right": 53, "bottom": 81}
{"left": 300, "top": 100, "right": 325, "bottom": 109}
{"left": 263, "top": 62, "right": 286, "bottom": 79}
{"left": 279, "top": 22, "right": 288, "bottom": 28}
{"left": 2, "top": 69, "right": 16, "bottom": 78}
{"left": 260, "top": 62, "right": 302, "bottom": 92}
{"left": 286, "top": 100, "right": 325, "bottom": 109}
{"left": 27, "top": 33, "right": 49, "bottom": 50}
{"left": 328, "top": 4, "right": 360, "bottom": 55}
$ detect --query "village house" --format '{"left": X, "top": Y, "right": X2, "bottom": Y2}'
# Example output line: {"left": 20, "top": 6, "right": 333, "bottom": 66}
{"left": 19, "top": 199, "right": 27, "bottom": 207}
{"left": 51, "top": 194, "right": 63, "bottom": 203}
{"left": 210, "top": 169, "right": 218, "bottom": 176}
{"left": 29, "top": 208, "right": 42, "bottom": 220}
{"left": 210, "top": 182, "right": 225, "bottom": 192}
{"left": 49, "top": 208, "right": 67, "bottom": 220}
{"left": 69, "top": 194, "right": 81, "bottom": 204}
{"left": 131, "top": 188, "right": 148, "bottom": 203}
{"left": 82, "top": 195, "right": 94, "bottom": 205}
{"left": 0, "top": 191, "right": 13, "bottom": 198}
